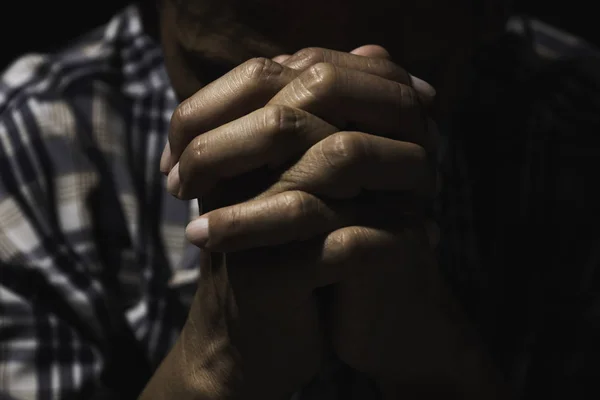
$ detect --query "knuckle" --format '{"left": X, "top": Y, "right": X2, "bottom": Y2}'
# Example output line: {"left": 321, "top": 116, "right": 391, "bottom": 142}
{"left": 180, "top": 136, "right": 206, "bottom": 172}
{"left": 177, "top": 136, "right": 210, "bottom": 197}
{"left": 278, "top": 190, "right": 315, "bottom": 221}
{"left": 397, "top": 82, "right": 419, "bottom": 108}
{"left": 307, "top": 62, "right": 337, "bottom": 86}
{"left": 186, "top": 135, "right": 209, "bottom": 169}
{"left": 241, "top": 57, "right": 283, "bottom": 82}
{"left": 170, "top": 100, "right": 193, "bottom": 136}
{"left": 216, "top": 206, "right": 244, "bottom": 241}
{"left": 300, "top": 62, "right": 338, "bottom": 97}
{"left": 320, "top": 227, "right": 376, "bottom": 282}
{"left": 377, "top": 58, "right": 401, "bottom": 78}
{"left": 293, "top": 47, "right": 326, "bottom": 66}
{"left": 329, "top": 227, "right": 366, "bottom": 258}
{"left": 261, "top": 104, "right": 302, "bottom": 135}
{"left": 320, "top": 132, "right": 367, "bottom": 170}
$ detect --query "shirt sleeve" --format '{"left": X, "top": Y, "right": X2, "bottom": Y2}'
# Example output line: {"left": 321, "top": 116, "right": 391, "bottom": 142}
{"left": 0, "top": 93, "right": 111, "bottom": 399}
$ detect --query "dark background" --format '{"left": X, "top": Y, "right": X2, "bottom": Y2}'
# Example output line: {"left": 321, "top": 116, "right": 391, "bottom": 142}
{"left": 1, "top": 1, "right": 597, "bottom": 69}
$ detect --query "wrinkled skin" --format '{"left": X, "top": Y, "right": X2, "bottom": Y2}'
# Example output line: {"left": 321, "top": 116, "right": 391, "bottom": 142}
{"left": 139, "top": 1, "right": 511, "bottom": 399}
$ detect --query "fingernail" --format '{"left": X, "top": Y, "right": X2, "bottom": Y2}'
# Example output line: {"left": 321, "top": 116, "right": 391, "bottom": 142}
{"left": 166, "top": 162, "right": 180, "bottom": 197}
{"left": 273, "top": 54, "right": 291, "bottom": 63}
{"left": 160, "top": 143, "right": 171, "bottom": 175}
{"left": 350, "top": 44, "right": 391, "bottom": 59}
{"left": 409, "top": 75, "right": 436, "bottom": 98}
{"left": 186, "top": 217, "right": 209, "bottom": 247}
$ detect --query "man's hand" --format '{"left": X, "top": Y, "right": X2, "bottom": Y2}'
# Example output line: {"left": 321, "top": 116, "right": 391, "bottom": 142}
{"left": 148, "top": 46, "right": 505, "bottom": 399}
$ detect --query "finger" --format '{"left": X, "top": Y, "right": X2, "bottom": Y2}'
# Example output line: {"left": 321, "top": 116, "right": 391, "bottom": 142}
{"left": 325, "top": 226, "right": 451, "bottom": 379}
{"left": 267, "top": 64, "right": 437, "bottom": 153}
{"left": 281, "top": 47, "right": 434, "bottom": 102}
{"left": 260, "top": 131, "right": 435, "bottom": 201}
{"left": 186, "top": 191, "right": 345, "bottom": 251}
{"left": 317, "top": 225, "right": 411, "bottom": 286}
{"left": 187, "top": 189, "right": 421, "bottom": 252}
{"left": 201, "top": 221, "right": 424, "bottom": 290}
{"left": 348, "top": 45, "right": 436, "bottom": 101}
{"left": 160, "top": 141, "right": 171, "bottom": 173}
{"left": 173, "top": 105, "right": 338, "bottom": 199}
{"left": 324, "top": 227, "right": 482, "bottom": 385}
{"left": 216, "top": 223, "right": 426, "bottom": 287}
{"left": 281, "top": 47, "right": 409, "bottom": 85}
{"left": 166, "top": 58, "right": 298, "bottom": 172}
{"left": 166, "top": 50, "right": 434, "bottom": 172}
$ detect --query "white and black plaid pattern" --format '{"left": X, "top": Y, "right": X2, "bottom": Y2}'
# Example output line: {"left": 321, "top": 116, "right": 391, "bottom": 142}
{"left": 0, "top": 6, "right": 198, "bottom": 398}
{"left": 1, "top": 5, "right": 591, "bottom": 399}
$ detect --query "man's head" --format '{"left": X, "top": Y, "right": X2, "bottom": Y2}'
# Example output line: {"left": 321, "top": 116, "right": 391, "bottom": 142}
{"left": 152, "top": 0, "right": 511, "bottom": 101}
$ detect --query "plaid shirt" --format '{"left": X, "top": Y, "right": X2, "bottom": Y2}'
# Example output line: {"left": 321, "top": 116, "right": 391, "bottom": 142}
{"left": 1, "top": 4, "right": 597, "bottom": 399}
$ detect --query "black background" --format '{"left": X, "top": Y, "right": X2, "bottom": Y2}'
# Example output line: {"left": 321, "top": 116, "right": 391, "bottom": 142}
{"left": 0, "top": 1, "right": 597, "bottom": 69}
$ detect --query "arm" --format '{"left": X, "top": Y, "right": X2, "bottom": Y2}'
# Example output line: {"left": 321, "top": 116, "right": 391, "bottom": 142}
{"left": 140, "top": 248, "right": 321, "bottom": 400}
{"left": 139, "top": 252, "right": 241, "bottom": 400}
{"left": 0, "top": 95, "right": 148, "bottom": 399}
{"left": 0, "top": 100, "right": 107, "bottom": 398}
{"left": 0, "top": 281, "right": 105, "bottom": 399}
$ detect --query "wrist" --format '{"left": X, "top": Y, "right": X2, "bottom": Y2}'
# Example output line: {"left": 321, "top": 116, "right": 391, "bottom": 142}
{"left": 139, "top": 319, "right": 241, "bottom": 400}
